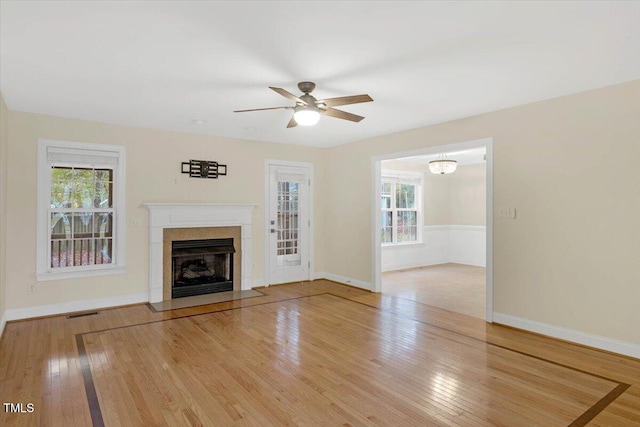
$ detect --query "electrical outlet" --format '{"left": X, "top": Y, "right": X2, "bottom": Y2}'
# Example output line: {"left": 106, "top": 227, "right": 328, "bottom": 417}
{"left": 28, "top": 284, "right": 36, "bottom": 294}
{"left": 130, "top": 218, "right": 141, "bottom": 227}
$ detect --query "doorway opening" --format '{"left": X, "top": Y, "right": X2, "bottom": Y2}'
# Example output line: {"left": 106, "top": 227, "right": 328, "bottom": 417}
{"left": 372, "top": 138, "right": 493, "bottom": 321}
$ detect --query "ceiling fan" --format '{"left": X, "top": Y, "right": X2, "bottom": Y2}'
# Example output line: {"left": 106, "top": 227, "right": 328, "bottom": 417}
{"left": 234, "top": 81, "right": 373, "bottom": 128}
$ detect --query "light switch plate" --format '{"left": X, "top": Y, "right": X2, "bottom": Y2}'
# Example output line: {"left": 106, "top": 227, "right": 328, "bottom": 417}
{"left": 498, "top": 207, "right": 511, "bottom": 218}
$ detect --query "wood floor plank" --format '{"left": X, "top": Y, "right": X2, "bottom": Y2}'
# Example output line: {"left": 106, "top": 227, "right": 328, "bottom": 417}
{"left": 76, "top": 294, "right": 621, "bottom": 426}
{"left": 382, "top": 263, "right": 487, "bottom": 319}
{"left": 1, "top": 280, "right": 638, "bottom": 426}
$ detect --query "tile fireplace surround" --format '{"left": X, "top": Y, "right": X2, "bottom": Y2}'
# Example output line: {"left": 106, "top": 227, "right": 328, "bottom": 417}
{"left": 143, "top": 203, "right": 256, "bottom": 303}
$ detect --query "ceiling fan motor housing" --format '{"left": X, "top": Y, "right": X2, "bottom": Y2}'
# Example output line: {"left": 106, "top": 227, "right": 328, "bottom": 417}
{"left": 300, "top": 93, "right": 318, "bottom": 107}
{"left": 297, "top": 81, "right": 316, "bottom": 93}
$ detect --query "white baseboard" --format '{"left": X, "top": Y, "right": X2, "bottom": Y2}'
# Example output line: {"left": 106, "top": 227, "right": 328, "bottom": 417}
{"left": 244, "top": 277, "right": 264, "bottom": 289}
{"left": 384, "top": 259, "right": 450, "bottom": 272}
{"left": 493, "top": 312, "right": 640, "bottom": 359}
{"left": 313, "top": 272, "right": 371, "bottom": 291}
{"left": 451, "top": 258, "right": 486, "bottom": 267}
{"left": 0, "top": 311, "right": 6, "bottom": 341}
{"left": 5, "top": 292, "right": 149, "bottom": 321}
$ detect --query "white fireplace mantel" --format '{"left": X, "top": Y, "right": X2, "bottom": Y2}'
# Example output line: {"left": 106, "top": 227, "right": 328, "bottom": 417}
{"left": 143, "top": 203, "right": 256, "bottom": 303}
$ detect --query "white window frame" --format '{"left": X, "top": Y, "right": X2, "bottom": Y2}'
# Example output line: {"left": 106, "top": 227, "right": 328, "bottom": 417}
{"left": 36, "top": 139, "right": 126, "bottom": 281}
{"left": 381, "top": 170, "right": 423, "bottom": 246}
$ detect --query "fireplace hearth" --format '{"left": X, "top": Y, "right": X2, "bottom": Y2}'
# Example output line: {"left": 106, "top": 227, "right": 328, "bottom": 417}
{"left": 171, "top": 238, "right": 235, "bottom": 298}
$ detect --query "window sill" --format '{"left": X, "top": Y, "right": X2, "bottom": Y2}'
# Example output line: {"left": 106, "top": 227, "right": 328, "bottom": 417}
{"left": 36, "top": 266, "right": 126, "bottom": 282}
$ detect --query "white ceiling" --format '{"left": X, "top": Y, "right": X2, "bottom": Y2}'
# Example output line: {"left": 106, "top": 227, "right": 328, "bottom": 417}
{"left": 1, "top": 1, "right": 638, "bottom": 148}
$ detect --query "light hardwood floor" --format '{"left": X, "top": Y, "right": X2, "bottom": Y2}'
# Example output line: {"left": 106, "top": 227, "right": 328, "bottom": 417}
{"left": 1, "top": 280, "right": 638, "bottom": 426}
{"left": 382, "top": 263, "right": 486, "bottom": 319}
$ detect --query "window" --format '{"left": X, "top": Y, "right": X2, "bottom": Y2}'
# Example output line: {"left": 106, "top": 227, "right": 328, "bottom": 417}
{"left": 50, "top": 167, "right": 114, "bottom": 267}
{"left": 381, "top": 172, "right": 422, "bottom": 245}
{"left": 37, "top": 140, "right": 126, "bottom": 280}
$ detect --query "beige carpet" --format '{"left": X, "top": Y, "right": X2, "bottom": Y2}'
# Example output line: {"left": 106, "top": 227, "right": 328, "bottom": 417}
{"left": 382, "top": 263, "right": 486, "bottom": 319}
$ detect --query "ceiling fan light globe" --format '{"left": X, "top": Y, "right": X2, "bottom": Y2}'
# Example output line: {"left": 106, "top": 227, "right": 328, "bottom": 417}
{"left": 293, "top": 109, "right": 320, "bottom": 126}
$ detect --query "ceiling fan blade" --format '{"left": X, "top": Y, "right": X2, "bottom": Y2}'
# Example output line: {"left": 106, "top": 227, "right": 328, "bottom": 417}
{"left": 319, "top": 94, "right": 373, "bottom": 107}
{"left": 322, "top": 107, "right": 365, "bottom": 122}
{"left": 234, "top": 106, "right": 293, "bottom": 113}
{"left": 269, "top": 87, "right": 307, "bottom": 105}
{"left": 286, "top": 116, "right": 298, "bottom": 128}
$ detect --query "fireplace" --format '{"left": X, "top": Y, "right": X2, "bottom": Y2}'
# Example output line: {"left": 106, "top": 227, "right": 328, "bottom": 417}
{"left": 143, "top": 203, "right": 255, "bottom": 303}
{"left": 162, "top": 226, "right": 242, "bottom": 301}
{"left": 171, "top": 238, "right": 235, "bottom": 298}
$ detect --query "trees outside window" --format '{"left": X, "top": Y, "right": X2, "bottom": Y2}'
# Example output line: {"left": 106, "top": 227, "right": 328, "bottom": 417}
{"left": 381, "top": 174, "right": 422, "bottom": 245}
{"left": 50, "top": 167, "right": 114, "bottom": 268}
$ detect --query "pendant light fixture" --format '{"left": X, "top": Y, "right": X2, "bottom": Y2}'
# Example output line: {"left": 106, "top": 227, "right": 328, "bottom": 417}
{"left": 428, "top": 154, "right": 457, "bottom": 175}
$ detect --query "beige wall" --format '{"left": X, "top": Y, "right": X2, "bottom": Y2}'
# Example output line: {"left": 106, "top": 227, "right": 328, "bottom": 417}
{"left": 423, "top": 169, "right": 451, "bottom": 225}
{"left": 0, "top": 93, "right": 7, "bottom": 329}
{"left": 324, "top": 80, "right": 640, "bottom": 344}
{"left": 4, "top": 111, "right": 325, "bottom": 311}
{"left": 448, "top": 163, "right": 486, "bottom": 226}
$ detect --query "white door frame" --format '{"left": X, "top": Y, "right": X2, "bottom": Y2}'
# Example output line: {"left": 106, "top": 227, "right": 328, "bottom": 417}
{"left": 264, "top": 159, "right": 314, "bottom": 286}
{"left": 371, "top": 137, "right": 494, "bottom": 322}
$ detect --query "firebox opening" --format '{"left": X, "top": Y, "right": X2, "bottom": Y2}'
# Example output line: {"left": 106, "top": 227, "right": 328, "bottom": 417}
{"left": 171, "top": 238, "right": 235, "bottom": 299}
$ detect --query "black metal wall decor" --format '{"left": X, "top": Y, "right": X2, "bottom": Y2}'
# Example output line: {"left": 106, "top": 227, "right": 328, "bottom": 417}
{"left": 181, "top": 160, "right": 227, "bottom": 179}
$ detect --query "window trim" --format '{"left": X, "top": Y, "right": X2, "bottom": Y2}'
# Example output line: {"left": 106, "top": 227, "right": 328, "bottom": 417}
{"left": 36, "top": 139, "right": 126, "bottom": 281}
{"left": 381, "top": 170, "right": 423, "bottom": 246}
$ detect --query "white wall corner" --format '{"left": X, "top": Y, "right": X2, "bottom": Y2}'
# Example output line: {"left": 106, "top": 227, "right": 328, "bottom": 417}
{"left": 493, "top": 312, "right": 640, "bottom": 359}
{"left": 5, "top": 292, "right": 149, "bottom": 321}
{"left": 316, "top": 272, "right": 372, "bottom": 291}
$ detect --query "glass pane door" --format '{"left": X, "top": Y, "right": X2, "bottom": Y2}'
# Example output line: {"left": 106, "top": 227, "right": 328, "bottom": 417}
{"left": 277, "top": 181, "right": 301, "bottom": 267}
